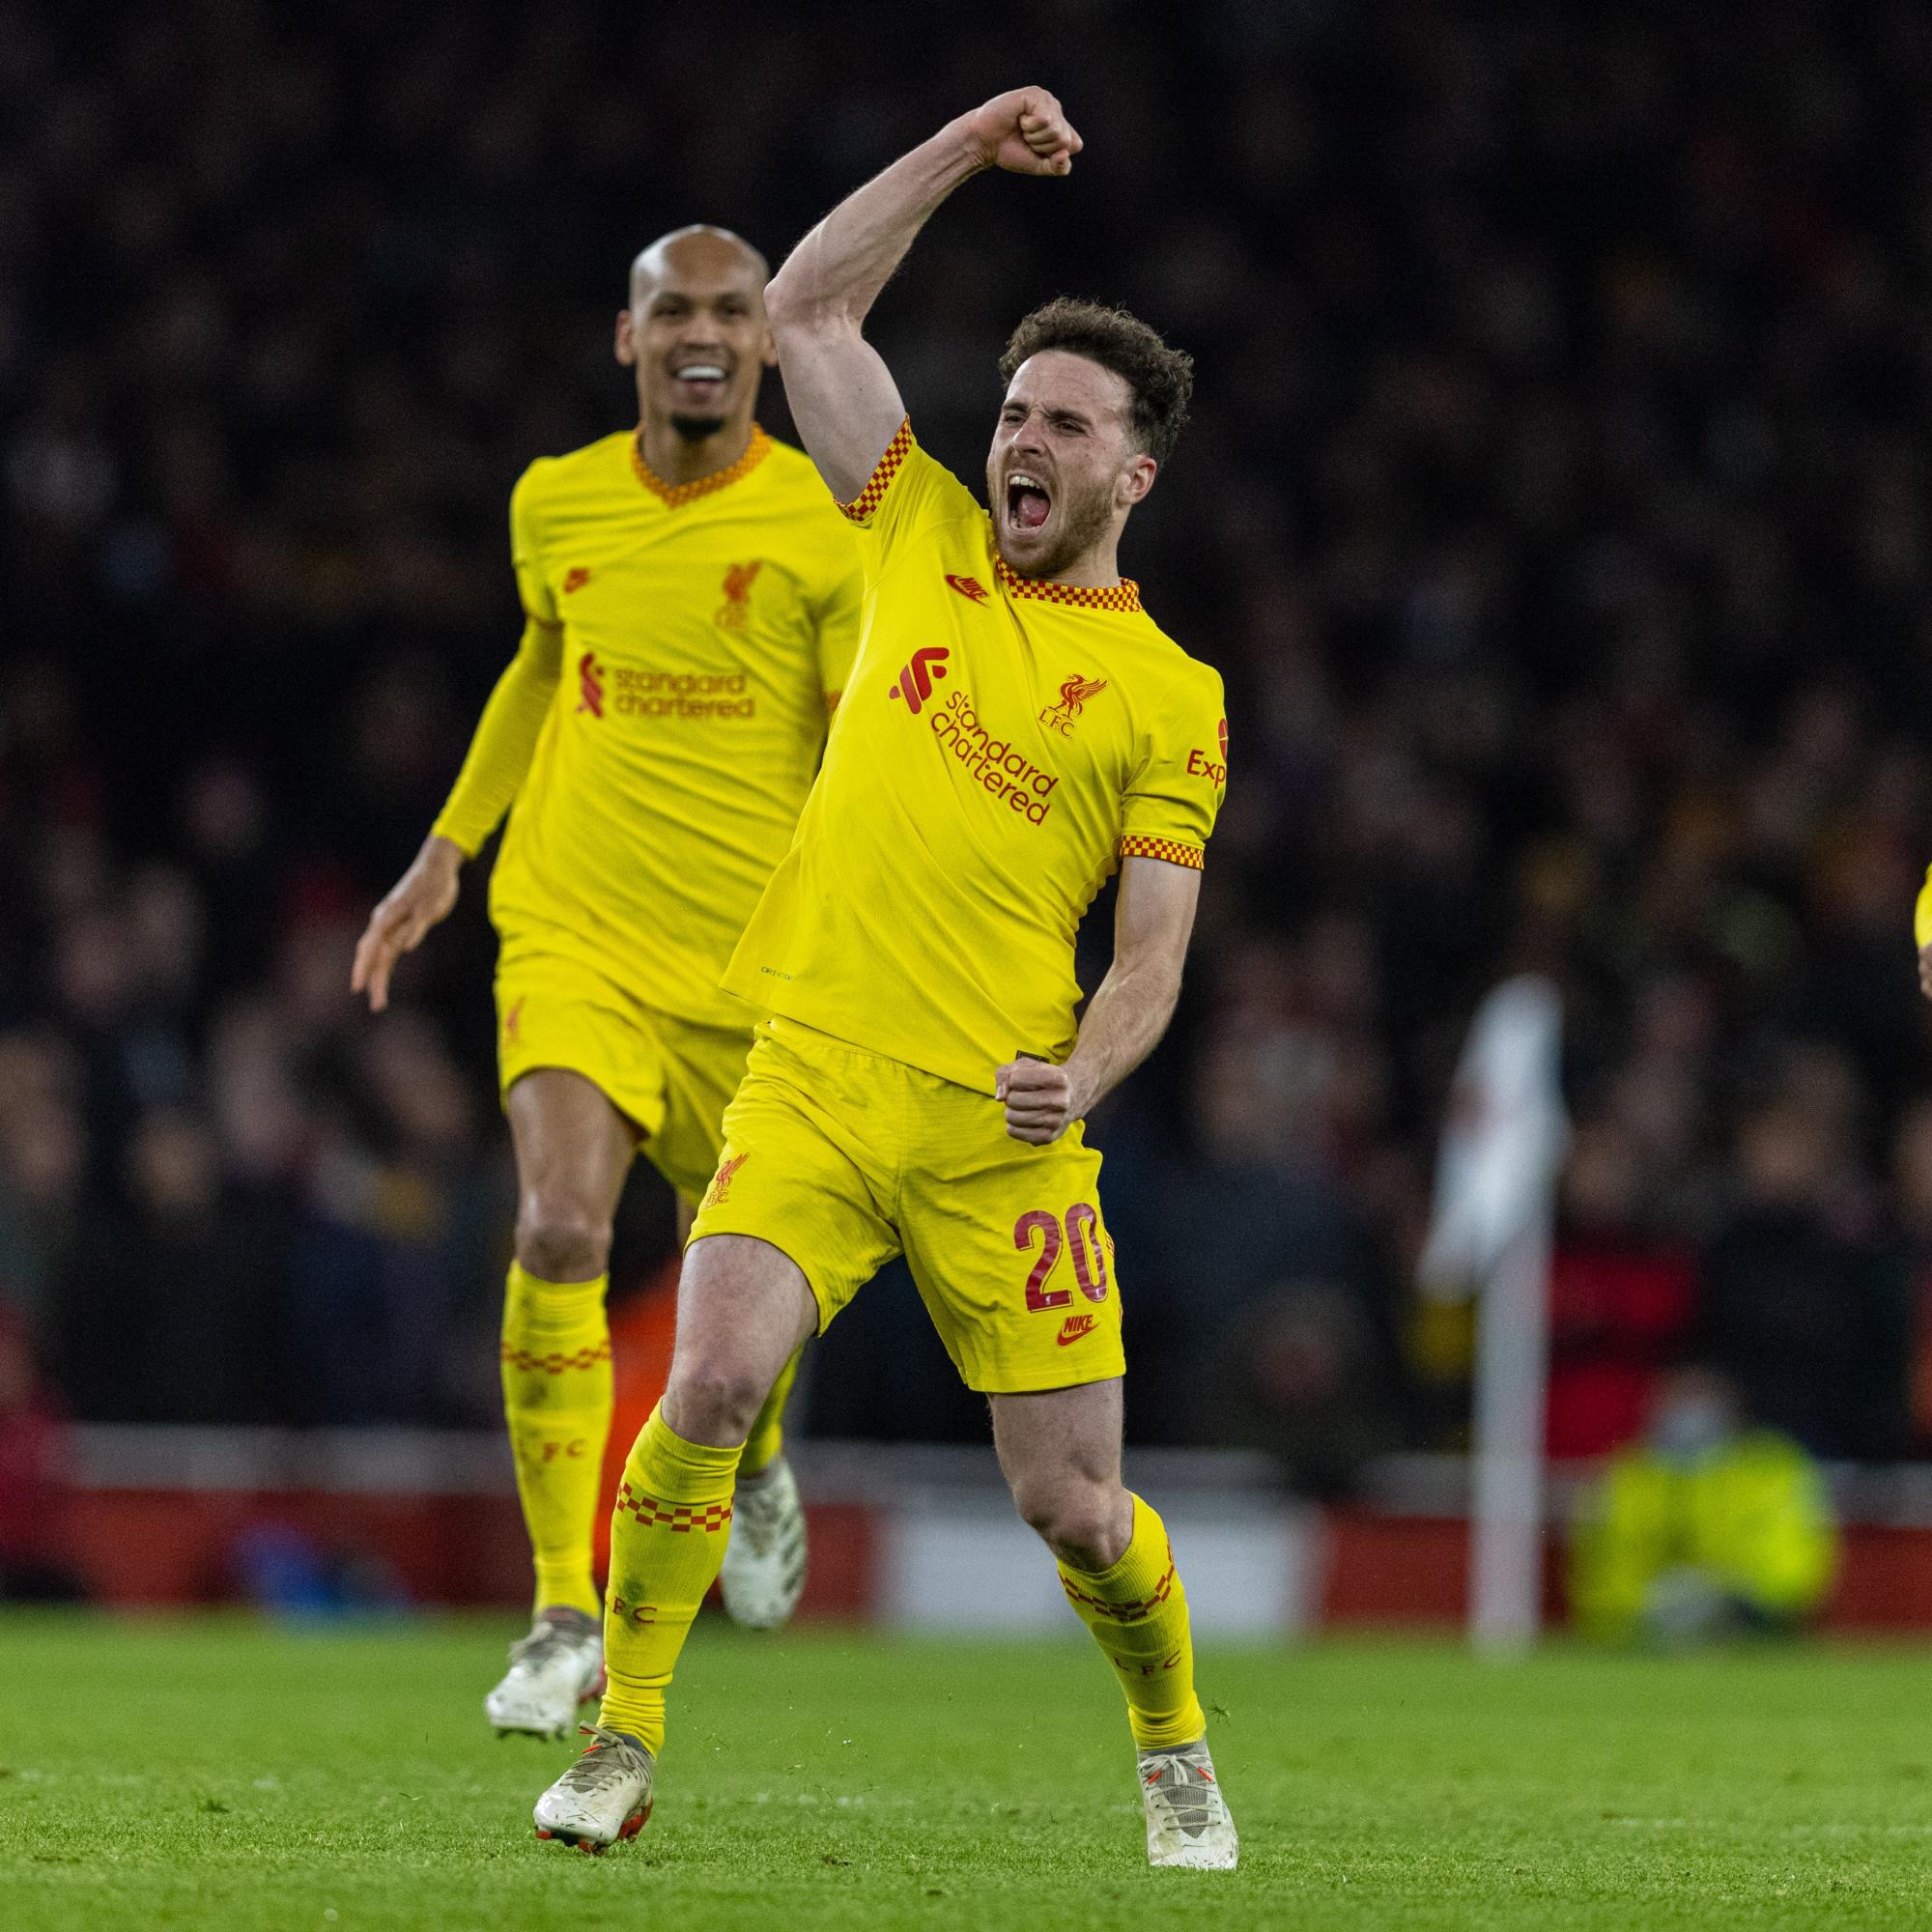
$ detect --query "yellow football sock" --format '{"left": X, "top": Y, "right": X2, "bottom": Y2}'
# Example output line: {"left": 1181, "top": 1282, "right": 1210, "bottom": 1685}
{"left": 598, "top": 1404, "right": 738, "bottom": 1754}
{"left": 737, "top": 1346, "right": 802, "bottom": 1480}
{"left": 1058, "top": 1493, "right": 1208, "bottom": 1750}
{"left": 500, "top": 1262, "right": 612, "bottom": 1619}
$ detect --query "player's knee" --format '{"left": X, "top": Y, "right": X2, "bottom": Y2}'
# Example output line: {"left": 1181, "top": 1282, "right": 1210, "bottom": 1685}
{"left": 1011, "top": 1474, "right": 1125, "bottom": 1571}
{"left": 665, "top": 1355, "right": 769, "bottom": 1446}
{"left": 515, "top": 1201, "right": 612, "bottom": 1283}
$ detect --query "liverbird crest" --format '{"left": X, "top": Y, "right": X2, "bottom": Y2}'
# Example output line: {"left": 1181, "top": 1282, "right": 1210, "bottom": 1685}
{"left": 1056, "top": 674, "right": 1109, "bottom": 716}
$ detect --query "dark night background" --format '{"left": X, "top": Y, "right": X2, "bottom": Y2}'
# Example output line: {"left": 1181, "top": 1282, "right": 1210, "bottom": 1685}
{"left": 7, "top": 1, "right": 1932, "bottom": 1483}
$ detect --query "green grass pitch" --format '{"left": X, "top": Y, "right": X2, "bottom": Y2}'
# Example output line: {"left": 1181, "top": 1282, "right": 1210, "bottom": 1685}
{"left": 4, "top": 1616, "right": 1932, "bottom": 1930}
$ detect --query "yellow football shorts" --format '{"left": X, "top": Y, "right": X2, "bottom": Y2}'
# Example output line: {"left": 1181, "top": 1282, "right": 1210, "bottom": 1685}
{"left": 494, "top": 951, "right": 753, "bottom": 1205}
{"left": 689, "top": 1015, "right": 1124, "bottom": 1394}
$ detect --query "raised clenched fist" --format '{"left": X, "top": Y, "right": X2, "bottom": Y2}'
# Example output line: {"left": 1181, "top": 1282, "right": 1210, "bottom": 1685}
{"left": 960, "top": 88, "right": 1083, "bottom": 179}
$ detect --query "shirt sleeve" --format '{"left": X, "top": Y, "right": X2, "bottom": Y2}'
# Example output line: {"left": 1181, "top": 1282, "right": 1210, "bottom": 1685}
{"left": 430, "top": 467, "right": 564, "bottom": 855}
{"left": 835, "top": 420, "right": 979, "bottom": 565}
{"left": 1120, "top": 663, "right": 1228, "bottom": 871}
{"left": 430, "top": 617, "right": 563, "bottom": 856}
{"left": 509, "top": 463, "right": 560, "bottom": 628}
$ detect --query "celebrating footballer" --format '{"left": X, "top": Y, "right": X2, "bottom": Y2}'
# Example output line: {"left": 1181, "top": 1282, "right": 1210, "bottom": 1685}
{"left": 532, "top": 88, "right": 1238, "bottom": 1870}
{"left": 353, "top": 226, "right": 862, "bottom": 1737}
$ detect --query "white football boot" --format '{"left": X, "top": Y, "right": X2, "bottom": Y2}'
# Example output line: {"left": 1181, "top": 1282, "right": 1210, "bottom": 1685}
{"left": 1139, "top": 1736, "right": 1239, "bottom": 1869}
{"left": 533, "top": 1726, "right": 655, "bottom": 1853}
{"left": 484, "top": 1607, "right": 605, "bottom": 1740}
{"left": 718, "top": 1456, "right": 808, "bottom": 1630}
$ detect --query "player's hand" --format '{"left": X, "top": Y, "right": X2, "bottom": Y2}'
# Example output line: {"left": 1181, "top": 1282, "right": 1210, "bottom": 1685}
{"left": 351, "top": 835, "right": 463, "bottom": 1012}
{"left": 995, "top": 1057, "right": 1092, "bottom": 1145}
{"left": 959, "top": 88, "right": 1082, "bottom": 179}
{"left": 1919, "top": 943, "right": 1932, "bottom": 1001}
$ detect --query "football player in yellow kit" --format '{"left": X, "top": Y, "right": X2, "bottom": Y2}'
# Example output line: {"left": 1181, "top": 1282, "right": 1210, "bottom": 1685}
{"left": 352, "top": 227, "right": 861, "bottom": 1738}
{"left": 533, "top": 94, "right": 1237, "bottom": 1869}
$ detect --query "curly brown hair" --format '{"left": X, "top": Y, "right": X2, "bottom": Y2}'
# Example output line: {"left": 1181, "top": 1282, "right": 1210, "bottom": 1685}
{"left": 997, "top": 298, "right": 1193, "bottom": 465}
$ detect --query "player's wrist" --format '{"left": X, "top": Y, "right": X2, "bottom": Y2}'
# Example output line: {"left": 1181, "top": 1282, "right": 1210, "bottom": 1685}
{"left": 946, "top": 112, "right": 1000, "bottom": 177}
{"left": 422, "top": 831, "right": 469, "bottom": 870}
{"left": 1061, "top": 1059, "right": 1100, "bottom": 1122}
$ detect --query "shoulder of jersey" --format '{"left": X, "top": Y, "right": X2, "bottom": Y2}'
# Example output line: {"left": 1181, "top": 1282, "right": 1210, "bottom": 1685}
{"left": 513, "top": 432, "right": 635, "bottom": 507}
{"left": 1149, "top": 633, "right": 1224, "bottom": 714}
{"left": 1130, "top": 598, "right": 1213, "bottom": 669}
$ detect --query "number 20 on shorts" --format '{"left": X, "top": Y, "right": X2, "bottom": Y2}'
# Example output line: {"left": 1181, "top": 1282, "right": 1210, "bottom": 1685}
{"left": 1013, "top": 1204, "right": 1109, "bottom": 1310}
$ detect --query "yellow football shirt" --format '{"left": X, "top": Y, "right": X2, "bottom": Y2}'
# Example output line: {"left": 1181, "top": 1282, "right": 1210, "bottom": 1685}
{"left": 722, "top": 423, "right": 1228, "bottom": 1092}
{"left": 449, "top": 426, "right": 863, "bottom": 1031}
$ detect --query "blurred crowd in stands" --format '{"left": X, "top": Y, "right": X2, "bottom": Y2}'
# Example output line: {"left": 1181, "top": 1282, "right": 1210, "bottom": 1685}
{"left": 7, "top": 1, "right": 1932, "bottom": 1480}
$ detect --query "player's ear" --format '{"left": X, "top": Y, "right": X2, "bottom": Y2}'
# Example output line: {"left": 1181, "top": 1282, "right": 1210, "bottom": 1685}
{"left": 759, "top": 320, "right": 780, "bottom": 370}
{"left": 1120, "top": 452, "right": 1157, "bottom": 507}
{"left": 614, "top": 310, "right": 638, "bottom": 367}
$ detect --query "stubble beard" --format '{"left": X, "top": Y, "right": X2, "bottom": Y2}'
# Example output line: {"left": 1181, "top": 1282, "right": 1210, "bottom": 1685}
{"left": 669, "top": 414, "right": 728, "bottom": 443}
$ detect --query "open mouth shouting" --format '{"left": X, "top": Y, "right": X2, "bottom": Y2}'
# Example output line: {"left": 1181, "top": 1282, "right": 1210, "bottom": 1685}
{"left": 1005, "top": 469, "right": 1053, "bottom": 539}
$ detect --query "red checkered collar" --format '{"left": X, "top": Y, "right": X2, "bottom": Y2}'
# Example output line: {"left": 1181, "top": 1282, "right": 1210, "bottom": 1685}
{"left": 991, "top": 547, "right": 1141, "bottom": 612}
{"left": 631, "top": 423, "right": 772, "bottom": 506}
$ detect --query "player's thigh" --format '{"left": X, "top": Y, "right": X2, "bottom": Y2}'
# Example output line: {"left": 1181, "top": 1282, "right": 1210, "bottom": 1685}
{"left": 688, "top": 1022, "right": 902, "bottom": 1338}
{"left": 504, "top": 1067, "right": 637, "bottom": 1227}
{"left": 897, "top": 1106, "right": 1124, "bottom": 1393}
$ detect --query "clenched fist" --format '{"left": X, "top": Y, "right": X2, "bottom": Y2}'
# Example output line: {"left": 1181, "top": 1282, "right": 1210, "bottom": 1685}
{"left": 995, "top": 1055, "right": 1094, "bottom": 1145}
{"left": 959, "top": 88, "right": 1083, "bottom": 179}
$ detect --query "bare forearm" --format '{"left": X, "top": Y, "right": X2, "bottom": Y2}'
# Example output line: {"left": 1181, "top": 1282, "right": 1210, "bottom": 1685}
{"left": 769, "top": 121, "right": 986, "bottom": 331}
{"left": 768, "top": 90, "right": 1078, "bottom": 504}
{"left": 1063, "top": 954, "right": 1184, "bottom": 1118}
{"left": 998, "top": 857, "right": 1198, "bottom": 1143}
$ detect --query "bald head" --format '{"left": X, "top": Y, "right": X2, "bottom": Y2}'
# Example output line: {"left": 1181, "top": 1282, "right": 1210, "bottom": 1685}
{"left": 616, "top": 223, "right": 777, "bottom": 446}
{"left": 630, "top": 224, "right": 770, "bottom": 302}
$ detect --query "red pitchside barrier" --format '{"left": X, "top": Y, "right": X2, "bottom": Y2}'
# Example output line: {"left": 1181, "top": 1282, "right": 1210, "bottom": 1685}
{"left": 52, "top": 1478, "right": 1932, "bottom": 1631}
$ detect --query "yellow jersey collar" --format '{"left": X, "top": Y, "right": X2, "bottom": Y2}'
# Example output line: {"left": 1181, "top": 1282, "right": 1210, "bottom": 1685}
{"left": 992, "top": 547, "right": 1141, "bottom": 613}
{"left": 630, "top": 423, "right": 772, "bottom": 507}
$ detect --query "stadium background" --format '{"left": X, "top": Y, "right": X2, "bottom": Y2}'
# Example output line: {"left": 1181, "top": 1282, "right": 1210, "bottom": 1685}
{"left": 7, "top": 0, "right": 1932, "bottom": 1617}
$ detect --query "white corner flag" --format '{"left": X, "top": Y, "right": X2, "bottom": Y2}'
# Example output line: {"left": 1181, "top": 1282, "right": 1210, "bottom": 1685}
{"left": 1418, "top": 976, "right": 1569, "bottom": 1654}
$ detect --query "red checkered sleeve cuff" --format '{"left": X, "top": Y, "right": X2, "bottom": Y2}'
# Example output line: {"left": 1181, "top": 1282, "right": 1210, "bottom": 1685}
{"left": 838, "top": 419, "right": 915, "bottom": 524}
{"left": 1120, "top": 835, "right": 1205, "bottom": 871}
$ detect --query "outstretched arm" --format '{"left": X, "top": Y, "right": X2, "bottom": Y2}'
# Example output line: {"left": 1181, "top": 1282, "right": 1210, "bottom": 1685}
{"left": 995, "top": 857, "right": 1202, "bottom": 1143}
{"left": 766, "top": 87, "right": 1082, "bottom": 503}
